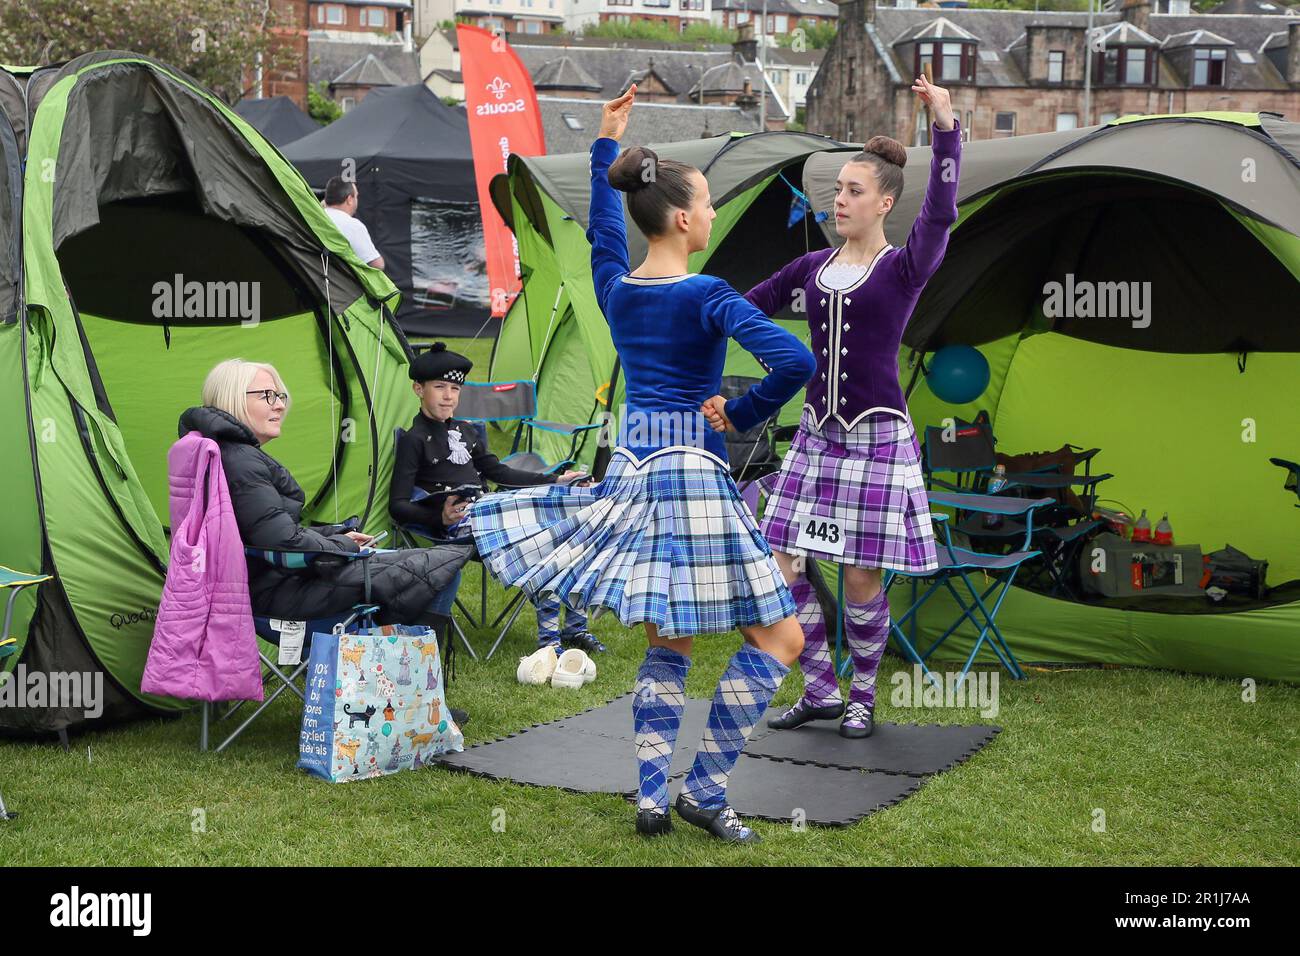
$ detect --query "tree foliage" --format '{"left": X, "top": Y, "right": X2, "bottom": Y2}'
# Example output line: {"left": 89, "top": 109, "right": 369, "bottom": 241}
{"left": 0, "top": 0, "right": 297, "bottom": 104}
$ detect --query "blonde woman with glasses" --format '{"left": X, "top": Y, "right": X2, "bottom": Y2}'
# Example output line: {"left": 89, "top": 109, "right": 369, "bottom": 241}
{"left": 181, "top": 359, "right": 470, "bottom": 637}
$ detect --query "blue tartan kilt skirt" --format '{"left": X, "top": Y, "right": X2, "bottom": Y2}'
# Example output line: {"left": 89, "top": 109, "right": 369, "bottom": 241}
{"left": 468, "top": 447, "right": 796, "bottom": 637}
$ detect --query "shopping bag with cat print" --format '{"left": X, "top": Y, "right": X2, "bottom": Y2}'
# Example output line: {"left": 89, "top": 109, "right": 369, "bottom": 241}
{"left": 298, "top": 623, "right": 463, "bottom": 783}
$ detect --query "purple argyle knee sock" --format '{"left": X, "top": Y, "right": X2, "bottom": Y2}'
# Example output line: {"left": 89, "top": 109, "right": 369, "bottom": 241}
{"left": 791, "top": 575, "right": 842, "bottom": 707}
{"left": 844, "top": 589, "right": 891, "bottom": 710}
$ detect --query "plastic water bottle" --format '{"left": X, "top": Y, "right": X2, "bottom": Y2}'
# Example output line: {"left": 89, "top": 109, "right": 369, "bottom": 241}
{"left": 1154, "top": 513, "right": 1174, "bottom": 546}
{"left": 984, "top": 464, "right": 1008, "bottom": 530}
{"left": 1132, "top": 509, "right": 1152, "bottom": 543}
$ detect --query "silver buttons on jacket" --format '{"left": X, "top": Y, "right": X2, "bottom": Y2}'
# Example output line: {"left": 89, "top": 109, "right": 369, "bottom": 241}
{"left": 821, "top": 323, "right": 827, "bottom": 331}
{"left": 822, "top": 348, "right": 828, "bottom": 356}
{"left": 843, "top": 323, "right": 850, "bottom": 331}
{"left": 820, "top": 298, "right": 826, "bottom": 306}
{"left": 841, "top": 372, "right": 847, "bottom": 380}
{"left": 841, "top": 347, "right": 847, "bottom": 355}
{"left": 845, "top": 298, "right": 852, "bottom": 305}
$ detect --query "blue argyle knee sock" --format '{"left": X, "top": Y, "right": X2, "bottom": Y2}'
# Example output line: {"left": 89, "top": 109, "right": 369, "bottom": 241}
{"left": 535, "top": 595, "right": 562, "bottom": 650}
{"left": 680, "top": 644, "right": 789, "bottom": 811}
{"left": 632, "top": 646, "right": 691, "bottom": 812}
{"left": 559, "top": 606, "right": 590, "bottom": 638}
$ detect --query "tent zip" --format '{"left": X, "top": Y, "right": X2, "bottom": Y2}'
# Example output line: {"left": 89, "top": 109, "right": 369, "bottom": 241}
{"left": 317, "top": 303, "right": 382, "bottom": 529}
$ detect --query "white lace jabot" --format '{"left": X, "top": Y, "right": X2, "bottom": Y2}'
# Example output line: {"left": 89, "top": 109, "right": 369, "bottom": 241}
{"left": 820, "top": 261, "right": 869, "bottom": 291}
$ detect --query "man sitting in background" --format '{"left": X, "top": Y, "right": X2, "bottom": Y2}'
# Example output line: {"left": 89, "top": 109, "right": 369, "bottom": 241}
{"left": 323, "top": 177, "right": 384, "bottom": 270}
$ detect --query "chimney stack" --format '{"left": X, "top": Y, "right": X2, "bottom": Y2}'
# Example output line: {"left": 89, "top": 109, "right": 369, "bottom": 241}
{"left": 734, "top": 21, "right": 758, "bottom": 63}
{"left": 1120, "top": 0, "right": 1151, "bottom": 34}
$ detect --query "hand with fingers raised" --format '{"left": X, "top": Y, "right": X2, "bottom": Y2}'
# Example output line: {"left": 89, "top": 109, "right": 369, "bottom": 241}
{"left": 911, "top": 74, "right": 954, "bottom": 132}
{"left": 599, "top": 83, "right": 637, "bottom": 141}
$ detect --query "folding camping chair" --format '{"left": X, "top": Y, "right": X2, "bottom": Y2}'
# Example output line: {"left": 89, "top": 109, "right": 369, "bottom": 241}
{"left": 455, "top": 378, "right": 603, "bottom": 478}
{"left": 395, "top": 374, "right": 603, "bottom": 661}
{"left": 199, "top": 546, "right": 381, "bottom": 753}
{"left": 1, "top": 565, "right": 51, "bottom": 820}
{"left": 922, "top": 412, "right": 1113, "bottom": 598}
{"left": 720, "top": 375, "right": 799, "bottom": 486}
{"left": 882, "top": 491, "right": 1056, "bottom": 689}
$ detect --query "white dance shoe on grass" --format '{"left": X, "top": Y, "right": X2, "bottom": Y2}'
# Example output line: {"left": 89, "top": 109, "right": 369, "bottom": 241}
{"left": 551, "top": 649, "right": 597, "bottom": 689}
{"left": 517, "top": 645, "right": 559, "bottom": 686}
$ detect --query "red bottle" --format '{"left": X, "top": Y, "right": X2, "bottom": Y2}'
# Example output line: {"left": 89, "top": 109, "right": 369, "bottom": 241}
{"left": 1132, "top": 509, "right": 1152, "bottom": 544}
{"left": 1154, "top": 513, "right": 1174, "bottom": 546}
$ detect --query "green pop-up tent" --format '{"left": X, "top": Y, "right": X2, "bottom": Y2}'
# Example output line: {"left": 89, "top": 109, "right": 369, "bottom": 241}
{"left": 0, "top": 53, "right": 418, "bottom": 735}
{"left": 491, "top": 112, "right": 1300, "bottom": 683}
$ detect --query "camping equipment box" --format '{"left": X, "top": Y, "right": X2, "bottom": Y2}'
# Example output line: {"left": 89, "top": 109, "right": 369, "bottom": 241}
{"left": 1079, "top": 533, "right": 1205, "bottom": 598}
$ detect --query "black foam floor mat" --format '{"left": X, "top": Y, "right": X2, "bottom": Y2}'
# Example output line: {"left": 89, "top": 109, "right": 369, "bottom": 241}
{"left": 746, "top": 708, "right": 1001, "bottom": 776}
{"left": 434, "top": 723, "right": 636, "bottom": 794}
{"left": 665, "top": 757, "right": 923, "bottom": 827}
{"left": 552, "top": 694, "right": 713, "bottom": 773}
{"left": 432, "top": 695, "right": 999, "bottom": 826}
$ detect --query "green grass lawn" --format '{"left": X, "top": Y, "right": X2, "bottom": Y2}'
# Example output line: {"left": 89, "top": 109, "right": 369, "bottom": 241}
{"left": 3, "top": 591, "right": 1296, "bottom": 865}
{"left": 2, "top": 338, "right": 1296, "bottom": 865}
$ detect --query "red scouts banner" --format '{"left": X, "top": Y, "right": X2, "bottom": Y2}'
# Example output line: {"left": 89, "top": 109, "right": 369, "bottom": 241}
{"left": 457, "top": 24, "right": 546, "bottom": 318}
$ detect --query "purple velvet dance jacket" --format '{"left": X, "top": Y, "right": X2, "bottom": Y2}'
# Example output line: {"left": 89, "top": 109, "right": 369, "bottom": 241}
{"left": 745, "top": 121, "right": 962, "bottom": 429}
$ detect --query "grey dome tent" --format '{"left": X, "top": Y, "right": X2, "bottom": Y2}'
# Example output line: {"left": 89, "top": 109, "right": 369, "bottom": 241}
{"left": 234, "top": 95, "right": 321, "bottom": 147}
{"left": 491, "top": 112, "right": 1300, "bottom": 682}
{"left": 283, "top": 84, "right": 487, "bottom": 338}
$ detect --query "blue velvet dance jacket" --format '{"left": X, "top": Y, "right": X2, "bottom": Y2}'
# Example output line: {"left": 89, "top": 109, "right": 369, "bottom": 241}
{"left": 587, "top": 136, "right": 815, "bottom": 465}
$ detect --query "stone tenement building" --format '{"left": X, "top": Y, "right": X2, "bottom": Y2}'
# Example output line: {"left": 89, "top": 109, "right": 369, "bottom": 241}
{"left": 806, "top": 0, "right": 1300, "bottom": 143}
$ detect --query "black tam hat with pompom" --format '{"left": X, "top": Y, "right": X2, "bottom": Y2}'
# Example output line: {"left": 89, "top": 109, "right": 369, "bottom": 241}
{"left": 408, "top": 342, "right": 473, "bottom": 384}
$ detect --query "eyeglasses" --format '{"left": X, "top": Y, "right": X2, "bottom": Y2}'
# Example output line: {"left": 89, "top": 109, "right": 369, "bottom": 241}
{"left": 246, "top": 389, "right": 289, "bottom": 407}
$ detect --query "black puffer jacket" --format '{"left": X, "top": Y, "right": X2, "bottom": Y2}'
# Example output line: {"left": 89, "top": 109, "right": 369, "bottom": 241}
{"left": 179, "top": 406, "right": 471, "bottom": 622}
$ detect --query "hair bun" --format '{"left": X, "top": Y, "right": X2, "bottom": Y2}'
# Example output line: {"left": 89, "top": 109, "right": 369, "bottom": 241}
{"left": 865, "top": 136, "right": 907, "bottom": 169}
{"left": 608, "top": 145, "right": 659, "bottom": 193}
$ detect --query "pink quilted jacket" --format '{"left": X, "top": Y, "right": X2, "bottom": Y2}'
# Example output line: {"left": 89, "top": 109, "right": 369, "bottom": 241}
{"left": 141, "top": 431, "right": 263, "bottom": 702}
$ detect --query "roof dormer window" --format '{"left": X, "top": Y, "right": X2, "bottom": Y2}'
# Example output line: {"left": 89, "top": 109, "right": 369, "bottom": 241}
{"left": 1193, "top": 48, "right": 1227, "bottom": 87}
{"left": 1163, "top": 30, "right": 1234, "bottom": 89}
{"left": 916, "top": 41, "right": 976, "bottom": 83}
{"left": 1091, "top": 23, "right": 1157, "bottom": 86}
{"left": 897, "top": 18, "right": 979, "bottom": 84}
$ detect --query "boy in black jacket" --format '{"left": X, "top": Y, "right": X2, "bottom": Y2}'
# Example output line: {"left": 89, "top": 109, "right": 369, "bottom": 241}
{"left": 390, "top": 344, "right": 605, "bottom": 656}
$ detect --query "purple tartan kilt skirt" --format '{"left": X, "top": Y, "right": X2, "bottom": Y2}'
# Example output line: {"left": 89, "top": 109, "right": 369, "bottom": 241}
{"left": 760, "top": 408, "right": 939, "bottom": 573}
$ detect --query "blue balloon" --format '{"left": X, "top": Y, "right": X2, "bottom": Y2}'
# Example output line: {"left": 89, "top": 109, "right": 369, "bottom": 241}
{"left": 927, "top": 345, "right": 990, "bottom": 405}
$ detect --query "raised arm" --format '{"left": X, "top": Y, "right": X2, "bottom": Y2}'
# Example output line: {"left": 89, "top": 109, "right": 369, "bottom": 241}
{"left": 587, "top": 135, "right": 630, "bottom": 315}
{"left": 743, "top": 253, "right": 813, "bottom": 319}
{"left": 895, "top": 121, "right": 961, "bottom": 291}
{"left": 586, "top": 85, "right": 638, "bottom": 316}
{"left": 702, "top": 279, "right": 816, "bottom": 434}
